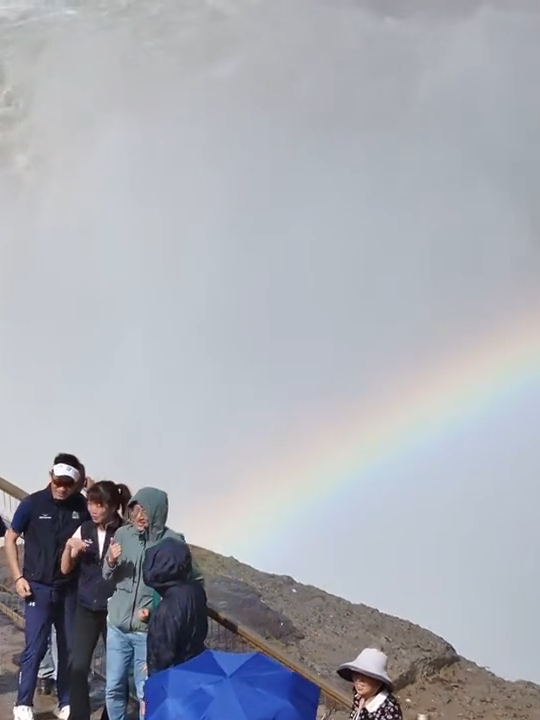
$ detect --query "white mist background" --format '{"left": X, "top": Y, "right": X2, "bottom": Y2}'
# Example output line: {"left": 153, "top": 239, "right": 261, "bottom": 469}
{"left": 1, "top": 0, "right": 540, "bottom": 681}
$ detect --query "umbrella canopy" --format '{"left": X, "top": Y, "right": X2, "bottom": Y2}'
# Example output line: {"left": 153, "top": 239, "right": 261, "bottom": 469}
{"left": 144, "top": 649, "right": 321, "bottom": 720}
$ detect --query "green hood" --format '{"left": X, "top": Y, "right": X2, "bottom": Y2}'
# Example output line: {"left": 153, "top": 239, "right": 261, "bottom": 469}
{"left": 104, "top": 486, "right": 204, "bottom": 633}
{"left": 129, "top": 487, "right": 168, "bottom": 542}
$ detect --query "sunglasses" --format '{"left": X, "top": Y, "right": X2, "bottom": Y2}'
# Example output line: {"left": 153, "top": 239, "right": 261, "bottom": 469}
{"left": 51, "top": 476, "right": 76, "bottom": 489}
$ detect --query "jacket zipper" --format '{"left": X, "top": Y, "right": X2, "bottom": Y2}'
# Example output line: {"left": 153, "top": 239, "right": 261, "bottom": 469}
{"left": 129, "top": 533, "right": 146, "bottom": 631}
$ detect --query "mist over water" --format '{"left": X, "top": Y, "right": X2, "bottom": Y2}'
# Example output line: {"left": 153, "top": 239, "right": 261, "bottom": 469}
{"left": 1, "top": 0, "right": 540, "bottom": 681}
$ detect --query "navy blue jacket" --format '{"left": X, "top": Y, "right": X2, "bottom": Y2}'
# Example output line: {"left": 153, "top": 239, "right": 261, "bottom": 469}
{"left": 11, "top": 487, "right": 90, "bottom": 586}
{"left": 77, "top": 515, "right": 123, "bottom": 612}
{"left": 143, "top": 537, "right": 208, "bottom": 675}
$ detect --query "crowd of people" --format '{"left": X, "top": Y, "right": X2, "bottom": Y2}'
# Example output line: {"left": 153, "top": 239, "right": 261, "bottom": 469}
{"left": 2, "top": 452, "right": 404, "bottom": 720}
{"left": 4, "top": 453, "right": 208, "bottom": 720}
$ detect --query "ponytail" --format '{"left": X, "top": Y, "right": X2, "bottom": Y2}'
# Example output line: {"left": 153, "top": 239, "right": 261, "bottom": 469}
{"left": 86, "top": 480, "right": 133, "bottom": 516}
{"left": 116, "top": 483, "right": 132, "bottom": 516}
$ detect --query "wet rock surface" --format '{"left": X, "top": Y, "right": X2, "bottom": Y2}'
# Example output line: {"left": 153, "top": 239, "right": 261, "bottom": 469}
{"left": 205, "top": 574, "right": 305, "bottom": 643}
{"left": 195, "top": 546, "right": 459, "bottom": 689}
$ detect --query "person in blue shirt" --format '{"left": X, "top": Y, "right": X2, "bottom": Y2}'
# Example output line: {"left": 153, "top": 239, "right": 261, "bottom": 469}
{"left": 5, "top": 453, "right": 90, "bottom": 720}
{"left": 36, "top": 464, "right": 90, "bottom": 698}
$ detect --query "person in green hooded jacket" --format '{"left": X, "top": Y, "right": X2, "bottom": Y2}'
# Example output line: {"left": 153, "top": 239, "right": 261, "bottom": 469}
{"left": 102, "top": 487, "right": 203, "bottom": 720}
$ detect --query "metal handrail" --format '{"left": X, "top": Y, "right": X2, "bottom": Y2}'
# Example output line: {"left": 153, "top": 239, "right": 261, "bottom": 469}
{"left": 0, "top": 474, "right": 350, "bottom": 710}
{"left": 0, "top": 475, "right": 27, "bottom": 502}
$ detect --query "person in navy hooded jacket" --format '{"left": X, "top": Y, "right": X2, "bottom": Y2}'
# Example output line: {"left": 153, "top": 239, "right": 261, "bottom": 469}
{"left": 142, "top": 537, "right": 208, "bottom": 676}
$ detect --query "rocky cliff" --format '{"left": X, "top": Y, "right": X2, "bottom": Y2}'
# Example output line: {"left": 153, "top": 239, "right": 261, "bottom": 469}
{"left": 196, "top": 546, "right": 540, "bottom": 720}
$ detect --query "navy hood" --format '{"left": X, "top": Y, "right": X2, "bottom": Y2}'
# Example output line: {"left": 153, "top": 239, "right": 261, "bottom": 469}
{"left": 143, "top": 537, "right": 193, "bottom": 595}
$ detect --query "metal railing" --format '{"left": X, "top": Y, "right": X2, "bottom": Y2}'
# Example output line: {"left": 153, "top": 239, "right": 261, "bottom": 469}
{"left": 0, "top": 475, "right": 350, "bottom": 716}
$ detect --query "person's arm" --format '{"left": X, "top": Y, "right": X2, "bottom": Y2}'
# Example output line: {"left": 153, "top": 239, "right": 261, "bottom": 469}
{"left": 6, "top": 499, "right": 32, "bottom": 597}
{"left": 78, "top": 494, "right": 91, "bottom": 521}
{"left": 103, "top": 533, "right": 123, "bottom": 580}
{"left": 146, "top": 598, "right": 188, "bottom": 676}
{"left": 60, "top": 527, "right": 85, "bottom": 574}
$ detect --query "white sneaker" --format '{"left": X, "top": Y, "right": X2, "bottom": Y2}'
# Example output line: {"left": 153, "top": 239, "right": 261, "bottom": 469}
{"left": 53, "top": 706, "right": 70, "bottom": 720}
{"left": 13, "top": 707, "right": 34, "bottom": 720}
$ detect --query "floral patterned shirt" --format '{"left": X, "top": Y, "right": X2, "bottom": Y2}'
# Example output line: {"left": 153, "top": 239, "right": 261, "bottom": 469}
{"left": 350, "top": 690, "right": 403, "bottom": 720}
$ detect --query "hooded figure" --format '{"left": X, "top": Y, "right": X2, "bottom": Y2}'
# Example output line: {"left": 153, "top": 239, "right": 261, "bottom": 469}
{"left": 103, "top": 487, "right": 204, "bottom": 720}
{"left": 103, "top": 487, "right": 203, "bottom": 633}
{"left": 143, "top": 537, "right": 208, "bottom": 676}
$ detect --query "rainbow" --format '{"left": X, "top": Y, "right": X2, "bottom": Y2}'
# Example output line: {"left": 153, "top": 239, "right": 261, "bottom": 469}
{"left": 201, "top": 309, "right": 540, "bottom": 552}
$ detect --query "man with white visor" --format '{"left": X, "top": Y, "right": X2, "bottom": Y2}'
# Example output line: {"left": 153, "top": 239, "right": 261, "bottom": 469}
{"left": 5, "top": 453, "right": 90, "bottom": 720}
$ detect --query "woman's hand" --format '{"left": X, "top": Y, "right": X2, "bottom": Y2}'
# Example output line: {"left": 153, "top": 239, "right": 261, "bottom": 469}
{"left": 139, "top": 608, "right": 150, "bottom": 622}
{"left": 66, "top": 537, "right": 86, "bottom": 558}
{"left": 108, "top": 539, "right": 122, "bottom": 566}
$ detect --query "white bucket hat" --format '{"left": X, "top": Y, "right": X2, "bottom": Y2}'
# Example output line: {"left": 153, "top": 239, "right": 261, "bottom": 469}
{"left": 337, "top": 648, "right": 393, "bottom": 689}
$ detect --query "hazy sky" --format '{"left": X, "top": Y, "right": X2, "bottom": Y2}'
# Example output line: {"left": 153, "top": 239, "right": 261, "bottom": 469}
{"left": 1, "top": 0, "right": 540, "bottom": 683}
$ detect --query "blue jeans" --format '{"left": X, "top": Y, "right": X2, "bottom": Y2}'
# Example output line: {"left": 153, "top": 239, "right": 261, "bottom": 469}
{"left": 105, "top": 622, "right": 146, "bottom": 720}
{"left": 17, "top": 582, "right": 77, "bottom": 708}
{"left": 38, "top": 626, "right": 58, "bottom": 680}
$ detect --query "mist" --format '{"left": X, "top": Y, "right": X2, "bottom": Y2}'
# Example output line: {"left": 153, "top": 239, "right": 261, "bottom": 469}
{"left": 1, "top": 0, "right": 540, "bottom": 683}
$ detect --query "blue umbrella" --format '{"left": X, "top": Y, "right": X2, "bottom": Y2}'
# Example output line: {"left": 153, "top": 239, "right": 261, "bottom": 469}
{"left": 144, "top": 649, "right": 321, "bottom": 720}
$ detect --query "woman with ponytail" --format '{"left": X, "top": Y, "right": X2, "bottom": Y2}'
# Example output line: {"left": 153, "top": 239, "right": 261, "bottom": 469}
{"left": 61, "top": 481, "right": 132, "bottom": 720}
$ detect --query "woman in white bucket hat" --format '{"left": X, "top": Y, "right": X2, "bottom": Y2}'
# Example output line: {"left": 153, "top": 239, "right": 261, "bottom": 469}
{"left": 337, "top": 648, "right": 403, "bottom": 720}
